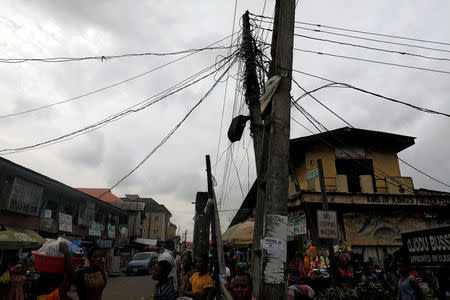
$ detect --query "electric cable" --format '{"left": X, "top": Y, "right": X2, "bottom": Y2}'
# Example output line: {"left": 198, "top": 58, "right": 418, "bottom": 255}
{"left": 291, "top": 98, "right": 449, "bottom": 191}
{"left": 251, "top": 14, "right": 450, "bottom": 52}
{"left": 294, "top": 20, "right": 450, "bottom": 47}
{"left": 291, "top": 33, "right": 450, "bottom": 62}
{"left": 100, "top": 57, "right": 237, "bottom": 196}
{"left": 291, "top": 69, "right": 450, "bottom": 119}
{"left": 0, "top": 46, "right": 235, "bottom": 64}
{"left": 0, "top": 32, "right": 240, "bottom": 119}
{"left": 292, "top": 78, "right": 354, "bottom": 127}
{"left": 0, "top": 52, "right": 238, "bottom": 155}
{"left": 291, "top": 47, "right": 450, "bottom": 75}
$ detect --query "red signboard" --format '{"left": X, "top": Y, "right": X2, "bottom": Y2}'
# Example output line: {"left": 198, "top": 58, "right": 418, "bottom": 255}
{"left": 317, "top": 210, "right": 338, "bottom": 239}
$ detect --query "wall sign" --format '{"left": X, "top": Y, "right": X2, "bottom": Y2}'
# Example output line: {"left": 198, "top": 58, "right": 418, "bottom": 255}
{"left": 107, "top": 224, "right": 116, "bottom": 239}
{"left": 288, "top": 214, "right": 307, "bottom": 236}
{"left": 317, "top": 210, "right": 338, "bottom": 239}
{"left": 306, "top": 168, "right": 319, "bottom": 183}
{"left": 402, "top": 226, "right": 450, "bottom": 267}
{"left": 89, "top": 222, "right": 102, "bottom": 237}
{"left": 58, "top": 213, "right": 72, "bottom": 233}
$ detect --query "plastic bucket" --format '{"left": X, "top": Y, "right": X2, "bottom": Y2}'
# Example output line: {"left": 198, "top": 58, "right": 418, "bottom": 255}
{"left": 33, "top": 251, "right": 83, "bottom": 274}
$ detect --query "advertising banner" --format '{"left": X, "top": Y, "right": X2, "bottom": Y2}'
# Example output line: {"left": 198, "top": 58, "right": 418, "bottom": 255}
{"left": 402, "top": 226, "right": 450, "bottom": 267}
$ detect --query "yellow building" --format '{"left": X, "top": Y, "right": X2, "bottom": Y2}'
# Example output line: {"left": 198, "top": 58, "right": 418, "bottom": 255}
{"left": 231, "top": 127, "right": 450, "bottom": 261}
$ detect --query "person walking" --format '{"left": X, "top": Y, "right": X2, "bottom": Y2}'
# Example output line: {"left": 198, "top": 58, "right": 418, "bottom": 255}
{"left": 397, "top": 258, "right": 424, "bottom": 300}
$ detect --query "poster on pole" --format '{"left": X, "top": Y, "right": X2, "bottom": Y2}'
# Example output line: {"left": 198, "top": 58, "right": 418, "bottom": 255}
{"left": 58, "top": 213, "right": 72, "bottom": 232}
{"left": 317, "top": 210, "right": 337, "bottom": 239}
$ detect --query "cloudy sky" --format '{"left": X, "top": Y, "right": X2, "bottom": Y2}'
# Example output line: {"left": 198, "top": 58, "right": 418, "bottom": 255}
{"left": 1, "top": 0, "right": 449, "bottom": 240}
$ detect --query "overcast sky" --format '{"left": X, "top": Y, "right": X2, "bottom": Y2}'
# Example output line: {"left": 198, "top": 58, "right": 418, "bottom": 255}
{"left": 1, "top": 0, "right": 449, "bottom": 241}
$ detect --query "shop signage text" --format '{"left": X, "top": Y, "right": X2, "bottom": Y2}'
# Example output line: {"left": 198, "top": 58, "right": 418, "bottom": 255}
{"left": 402, "top": 226, "right": 450, "bottom": 267}
{"left": 317, "top": 210, "right": 337, "bottom": 239}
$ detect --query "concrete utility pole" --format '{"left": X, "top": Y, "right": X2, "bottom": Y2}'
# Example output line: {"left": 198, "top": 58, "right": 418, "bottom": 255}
{"left": 251, "top": 1, "right": 296, "bottom": 299}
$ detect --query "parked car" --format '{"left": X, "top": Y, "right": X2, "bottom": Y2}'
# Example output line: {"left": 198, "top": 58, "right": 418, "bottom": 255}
{"left": 125, "top": 252, "right": 159, "bottom": 275}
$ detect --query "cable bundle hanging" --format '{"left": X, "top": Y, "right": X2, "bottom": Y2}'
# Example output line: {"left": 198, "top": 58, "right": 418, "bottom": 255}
{"left": 0, "top": 50, "right": 239, "bottom": 155}
{"left": 101, "top": 56, "right": 239, "bottom": 195}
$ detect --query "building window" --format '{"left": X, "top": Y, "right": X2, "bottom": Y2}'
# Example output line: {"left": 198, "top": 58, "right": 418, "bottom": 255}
{"left": 7, "top": 177, "right": 43, "bottom": 216}
{"left": 153, "top": 229, "right": 159, "bottom": 235}
{"left": 335, "top": 159, "right": 376, "bottom": 193}
{"left": 154, "top": 215, "right": 159, "bottom": 221}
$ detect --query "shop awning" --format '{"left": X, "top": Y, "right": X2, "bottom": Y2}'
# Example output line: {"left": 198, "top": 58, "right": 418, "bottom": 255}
{"left": 222, "top": 220, "right": 254, "bottom": 247}
{"left": 0, "top": 225, "right": 45, "bottom": 250}
{"left": 133, "top": 238, "right": 157, "bottom": 246}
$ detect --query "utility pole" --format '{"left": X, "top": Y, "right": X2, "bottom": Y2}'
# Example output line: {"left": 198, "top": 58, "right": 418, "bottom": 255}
{"left": 242, "top": 11, "right": 265, "bottom": 292}
{"left": 251, "top": 1, "right": 296, "bottom": 299}
{"left": 193, "top": 192, "right": 210, "bottom": 259}
{"left": 184, "top": 230, "right": 188, "bottom": 251}
{"left": 205, "top": 155, "right": 225, "bottom": 300}
{"left": 317, "top": 159, "right": 329, "bottom": 210}
{"left": 242, "top": 11, "right": 264, "bottom": 173}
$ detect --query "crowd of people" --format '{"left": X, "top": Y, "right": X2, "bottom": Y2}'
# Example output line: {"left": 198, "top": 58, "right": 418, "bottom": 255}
{"left": 1, "top": 240, "right": 444, "bottom": 299}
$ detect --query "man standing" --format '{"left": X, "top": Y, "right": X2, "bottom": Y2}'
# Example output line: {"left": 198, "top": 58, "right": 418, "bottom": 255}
{"left": 158, "top": 240, "right": 177, "bottom": 289}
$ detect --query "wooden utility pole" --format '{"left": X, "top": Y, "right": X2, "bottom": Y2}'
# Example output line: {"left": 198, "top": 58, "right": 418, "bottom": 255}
{"left": 317, "top": 159, "right": 329, "bottom": 210}
{"left": 193, "top": 192, "right": 210, "bottom": 259}
{"left": 242, "top": 11, "right": 264, "bottom": 174}
{"left": 242, "top": 11, "right": 266, "bottom": 289}
{"left": 252, "top": 1, "right": 296, "bottom": 299}
{"left": 205, "top": 155, "right": 225, "bottom": 300}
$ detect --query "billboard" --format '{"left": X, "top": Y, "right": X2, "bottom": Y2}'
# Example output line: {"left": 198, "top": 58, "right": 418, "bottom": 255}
{"left": 402, "top": 226, "right": 450, "bottom": 267}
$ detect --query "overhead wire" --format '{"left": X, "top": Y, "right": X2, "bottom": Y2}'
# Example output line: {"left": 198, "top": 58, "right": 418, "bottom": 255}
{"left": 291, "top": 47, "right": 450, "bottom": 75}
{"left": 290, "top": 101, "right": 417, "bottom": 194}
{"left": 0, "top": 32, "right": 240, "bottom": 119}
{"left": 214, "top": 0, "right": 240, "bottom": 175}
{"left": 294, "top": 20, "right": 450, "bottom": 47}
{"left": 290, "top": 91, "right": 450, "bottom": 190}
{"left": 291, "top": 33, "right": 450, "bottom": 62}
{"left": 0, "top": 51, "right": 239, "bottom": 155}
{"left": 0, "top": 46, "right": 235, "bottom": 63}
{"left": 250, "top": 14, "right": 450, "bottom": 53}
{"left": 291, "top": 69, "right": 450, "bottom": 119}
{"left": 101, "top": 56, "right": 238, "bottom": 196}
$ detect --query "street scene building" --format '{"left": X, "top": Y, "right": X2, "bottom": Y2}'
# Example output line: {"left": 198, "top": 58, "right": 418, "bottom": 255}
{"left": 1, "top": 1, "right": 450, "bottom": 299}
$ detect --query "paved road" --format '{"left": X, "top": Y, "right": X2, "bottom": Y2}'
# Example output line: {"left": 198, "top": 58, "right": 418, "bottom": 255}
{"left": 67, "top": 273, "right": 156, "bottom": 300}
{"left": 103, "top": 274, "right": 156, "bottom": 300}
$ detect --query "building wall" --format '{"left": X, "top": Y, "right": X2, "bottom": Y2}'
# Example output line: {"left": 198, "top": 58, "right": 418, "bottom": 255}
{"left": 292, "top": 143, "right": 410, "bottom": 194}
{"left": 148, "top": 212, "right": 168, "bottom": 240}
{"left": 167, "top": 223, "right": 177, "bottom": 239}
